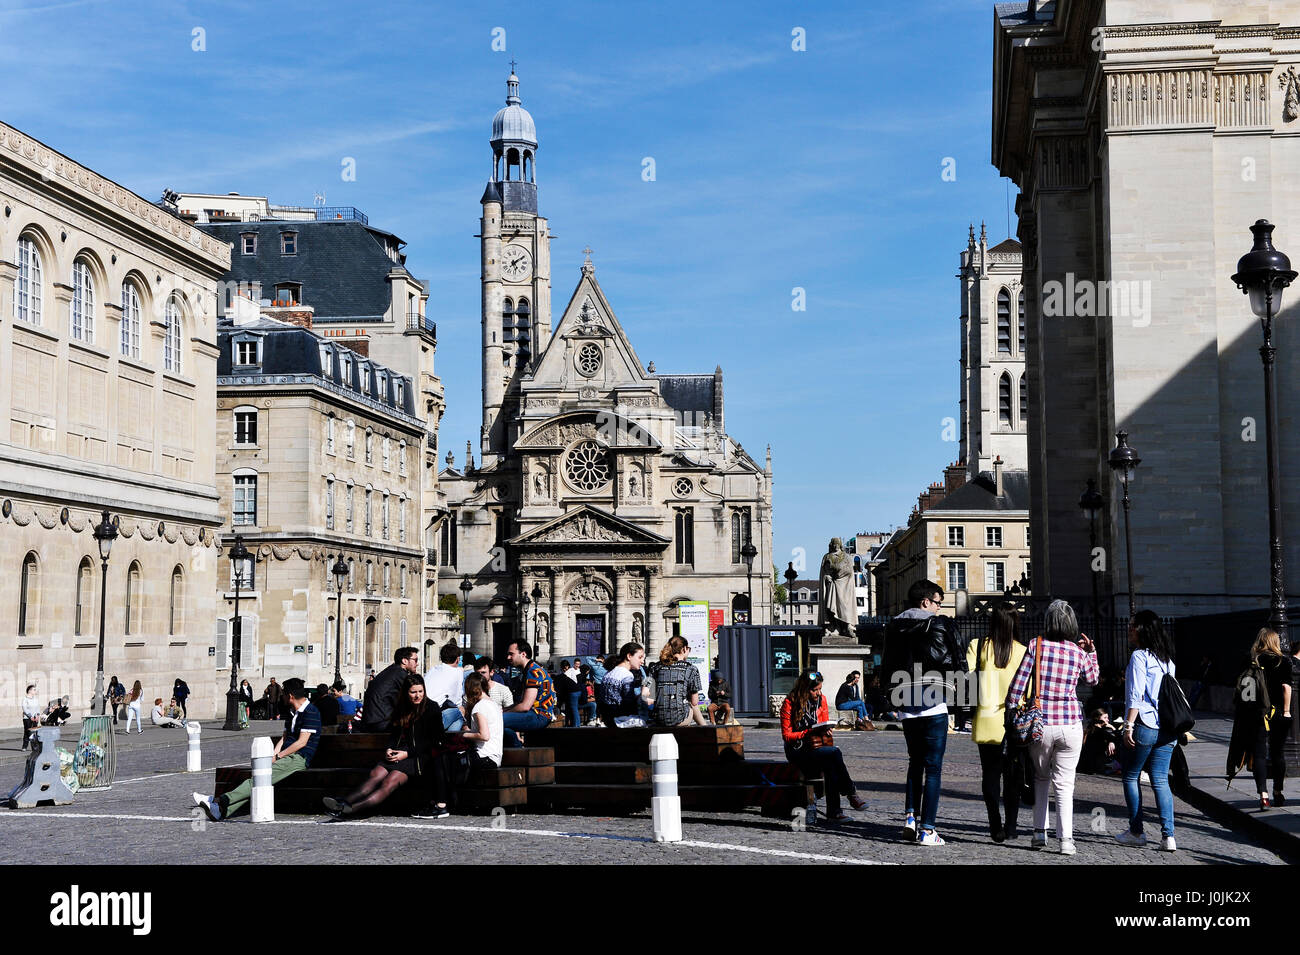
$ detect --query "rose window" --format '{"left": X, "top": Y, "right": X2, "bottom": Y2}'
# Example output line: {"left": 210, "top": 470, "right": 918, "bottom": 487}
{"left": 577, "top": 342, "right": 603, "bottom": 377}
{"left": 565, "top": 440, "right": 611, "bottom": 492}
{"left": 673, "top": 477, "right": 693, "bottom": 497}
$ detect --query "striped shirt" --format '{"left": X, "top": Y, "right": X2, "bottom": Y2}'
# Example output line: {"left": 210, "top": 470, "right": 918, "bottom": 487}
{"left": 1005, "top": 637, "right": 1099, "bottom": 726}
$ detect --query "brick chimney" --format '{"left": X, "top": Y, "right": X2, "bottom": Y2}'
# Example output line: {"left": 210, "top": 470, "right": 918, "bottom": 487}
{"left": 994, "top": 456, "right": 1004, "bottom": 497}
{"left": 944, "top": 461, "right": 967, "bottom": 495}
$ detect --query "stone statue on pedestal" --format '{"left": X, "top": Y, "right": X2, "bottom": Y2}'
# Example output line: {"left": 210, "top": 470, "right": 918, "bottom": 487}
{"left": 819, "top": 537, "right": 857, "bottom": 644}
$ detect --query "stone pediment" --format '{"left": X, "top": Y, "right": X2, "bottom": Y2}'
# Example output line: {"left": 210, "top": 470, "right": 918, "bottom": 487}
{"left": 509, "top": 506, "right": 669, "bottom": 549}
{"left": 515, "top": 411, "right": 663, "bottom": 452}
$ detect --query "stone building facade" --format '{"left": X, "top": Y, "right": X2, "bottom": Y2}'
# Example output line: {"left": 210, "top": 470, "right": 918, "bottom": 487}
{"left": 0, "top": 121, "right": 230, "bottom": 717}
{"left": 992, "top": 1, "right": 1300, "bottom": 617}
{"left": 438, "top": 73, "right": 774, "bottom": 662}
{"left": 215, "top": 297, "right": 425, "bottom": 694}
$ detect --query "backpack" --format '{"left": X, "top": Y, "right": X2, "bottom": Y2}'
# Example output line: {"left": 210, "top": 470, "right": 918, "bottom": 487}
{"left": 1234, "top": 661, "right": 1272, "bottom": 714}
{"left": 1155, "top": 658, "right": 1194, "bottom": 736}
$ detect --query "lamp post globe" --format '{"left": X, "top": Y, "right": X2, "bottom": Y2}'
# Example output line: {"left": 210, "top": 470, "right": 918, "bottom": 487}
{"left": 460, "top": 576, "right": 473, "bottom": 650}
{"left": 331, "top": 554, "right": 347, "bottom": 685}
{"left": 223, "top": 535, "right": 251, "bottom": 731}
{"left": 1107, "top": 432, "right": 1141, "bottom": 622}
{"left": 784, "top": 562, "right": 798, "bottom": 624}
{"left": 91, "top": 510, "right": 117, "bottom": 716}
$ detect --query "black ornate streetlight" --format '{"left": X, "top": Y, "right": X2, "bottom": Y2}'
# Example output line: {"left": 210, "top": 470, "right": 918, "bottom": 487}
{"left": 331, "top": 554, "right": 347, "bottom": 685}
{"left": 90, "top": 510, "right": 117, "bottom": 716}
{"left": 222, "top": 536, "right": 252, "bottom": 731}
{"left": 520, "top": 592, "right": 531, "bottom": 648}
{"left": 1108, "top": 432, "right": 1141, "bottom": 621}
{"left": 531, "top": 581, "right": 544, "bottom": 653}
{"left": 1232, "top": 219, "right": 1296, "bottom": 651}
{"left": 1079, "top": 478, "right": 1104, "bottom": 630}
{"left": 783, "top": 562, "right": 798, "bottom": 625}
{"left": 459, "top": 575, "right": 473, "bottom": 650}
{"left": 741, "top": 542, "right": 758, "bottom": 625}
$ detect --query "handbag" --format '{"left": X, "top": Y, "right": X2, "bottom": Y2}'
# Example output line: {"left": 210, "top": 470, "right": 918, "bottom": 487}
{"left": 1157, "top": 657, "right": 1195, "bottom": 737}
{"left": 1010, "top": 638, "right": 1045, "bottom": 746}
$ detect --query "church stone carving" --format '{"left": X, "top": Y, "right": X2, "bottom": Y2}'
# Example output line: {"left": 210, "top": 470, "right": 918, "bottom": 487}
{"left": 538, "top": 514, "right": 633, "bottom": 543}
{"left": 568, "top": 580, "right": 611, "bottom": 603}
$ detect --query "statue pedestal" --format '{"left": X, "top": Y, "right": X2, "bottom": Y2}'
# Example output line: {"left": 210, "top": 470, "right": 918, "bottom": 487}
{"left": 810, "top": 642, "right": 876, "bottom": 714}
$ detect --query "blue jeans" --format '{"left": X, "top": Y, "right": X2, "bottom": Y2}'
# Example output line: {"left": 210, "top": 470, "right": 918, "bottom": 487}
{"left": 839, "top": 700, "right": 868, "bottom": 720}
{"left": 566, "top": 692, "right": 583, "bottom": 726}
{"left": 902, "top": 714, "right": 948, "bottom": 832}
{"left": 442, "top": 707, "right": 464, "bottom": 732}
{"left": 1123, "top": 720, "right": 1175, "bottom": 838}
{"left": 502, "top": 710, "right": 549, "bottom": 747}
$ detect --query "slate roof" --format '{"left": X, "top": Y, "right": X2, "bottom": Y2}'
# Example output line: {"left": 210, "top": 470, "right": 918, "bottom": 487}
{"left": 927, "top": 469, "right": 1030, "bottom": 512}
{"left": 200, "top": 220, "right": 406, "bottom": 321}
{"left": 994, "top": 1, "right": 1055, "bottom": 26}
{"left": 988, "top": 238, "right": 1022, "bottom": 254}
{"left": 217, "top": 317, "right": 416, "bottom": 417}
{"left": 658, "top": 374, "right": 715, "bottom": 416}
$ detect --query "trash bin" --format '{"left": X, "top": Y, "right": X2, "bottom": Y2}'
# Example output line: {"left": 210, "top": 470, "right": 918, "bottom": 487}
{"left": 73, "top": 715, "right": 116, "bottom": 791}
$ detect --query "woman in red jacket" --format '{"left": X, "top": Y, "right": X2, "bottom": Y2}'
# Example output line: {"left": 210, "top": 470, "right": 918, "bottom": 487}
{"left": 781, "top": 669, "right": 867, "bottom": 822}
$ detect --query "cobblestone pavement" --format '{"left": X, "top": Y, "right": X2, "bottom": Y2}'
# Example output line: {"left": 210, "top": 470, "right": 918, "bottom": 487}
{"left": 0, "top": 725, "right": 1282, "bottom": 865}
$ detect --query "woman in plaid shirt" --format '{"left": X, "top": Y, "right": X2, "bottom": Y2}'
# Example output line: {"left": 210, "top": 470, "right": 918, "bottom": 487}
{"left": 1005, "top": 599, "right": 1099, "bottom": 856}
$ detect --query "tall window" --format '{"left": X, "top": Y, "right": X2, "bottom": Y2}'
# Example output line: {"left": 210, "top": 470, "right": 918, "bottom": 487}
{"left": 947, "top": 561, "right": 967, "bottom": 592}
{"left": 325, "top": 616, "right": 334, "bottom": 665}
{"left": 515, "top": 298, "right": 532, "bottom": 359}
{"left": 399, "top": 441, "right": 407, "bottom": 475}
{"left": 985, "top": 561, "right": 1006, "bottom": 593}
{"left": 76, "top": 558, "right": 93, "bottom": 636}
{"left": 382, "top": 493, "right": 390, "bottom": 539}
{"left": 326, "top": 415, "right": 336, "bottom": 454}
{"left": 346, "top": 484, "right": 354, "bottom": 532}
{"left": 241, "top": 233, "right": 257, "bottom": 255}
{"left": 383, "top": 618, "right": 391, "bottom": 660}
{"left": 233, "top": 472, "right": 257, "bottom": 525}
{"left": 947, "top": 526, "right": 964, "bottom": 547}
{"left": 125, "top": 562, "right": 141, "bottom": 636}
{"left": 999, "top": 373, "right": 1012, "bottom": 427}
{"left": 19, "top": 553, "right": 38, "bottom": 636}
{"left": 325, "top": 479, "right": 335, "bottom": 530}
{"left": 345, "top": 617, "right": 355, "bottom": 664}
{"left": 234, "top": 408, "right": 257, "bottom": 445}
{"left": 71, "top": 259, "right": 95, "bottom": 343}
{"left": 395, "top": 379, "right": 405, "bottom": 408}
{"left": 383, "top": 437, "right": 391, "bottom": 471}
{"left": 730, "top": 507, "right": 752, "bottom": 563}
{"left": 15, "top": 237, "right": 42, "bottom": 325}
{"left": 986, "top": 526, "right": 1003, "bottom": 547}
{"left": 164, "top": 298, "right": 183, "bottom": 373}
{"left": 1017, "top": 289, "right": 1026, "bottom": 354}
{"left": 1019, "top": 373, "right": 1028, "bottom": 425}
{"left": 399, "top": 497, "right": 406, "bottom": 543}
{"left": 235, "top": 340, "right": 259, "bottom": 365}
{"left": 383, "top": 563, "right": 391, "bottom": 595}
{"left": 319, "top": 343, "right": 333, "bottom": 377}
{"left": 364, "top": 489, "right": 372, "bottom": 536}
{"left": 362, "top": 364, "right": 373, "bottom": 394}
{"left": 400, "top": 618, "right": 407, "bottom": 644}
{"left": 399, "top": 564, "right": 407, "bottom": 598}
{"left": 346, "top": 420, "right": 355, "bottom": 458}
{"left": 169, "top": 566, "right": 184, "bottom": 635}
{"left": 674, "top": 507, "right": 694, "bottom": 565}
{"left": 996, "top": 288, "right": 1011, "bottom": 354}
{"left": 439, "top": 513, "right": 457, "bottom": 567}
{"left": 347, "top": 559, "right": 355, "bottom": 592}
{"left": 120, "top": 282, "right": 142, "bottom": 358}
{"left": 365, "top": 430, "right": 374, "bottom": 464}
{"left": 281, "top": 231, "right": 297, "bottom": 255}
{"left": 366, "top": 561, "right": 374, "bottom": 593}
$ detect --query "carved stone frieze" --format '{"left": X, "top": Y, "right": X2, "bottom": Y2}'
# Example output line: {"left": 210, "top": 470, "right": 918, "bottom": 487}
{"left": 536, "top": 513, "right": 635, "bottom": 543}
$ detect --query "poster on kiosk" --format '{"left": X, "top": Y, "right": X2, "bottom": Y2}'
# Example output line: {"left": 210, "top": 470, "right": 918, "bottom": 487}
{"left": 678, "top": 601, "right": 712, "bottom": 703}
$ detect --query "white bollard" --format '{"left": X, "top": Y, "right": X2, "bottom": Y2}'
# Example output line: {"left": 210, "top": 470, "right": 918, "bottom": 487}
{"left": 249, "top": 736, "right": 274, "bottom": 823}
{"left": 185, "top": 722, "right": 202, "bottom": 772}
{"left": 649, "top": 733, "right": 682, "bottom": 843}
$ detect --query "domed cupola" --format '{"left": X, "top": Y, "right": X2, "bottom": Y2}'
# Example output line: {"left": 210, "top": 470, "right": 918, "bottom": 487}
{"left": 487, "top": 69, "right": 538, "bottom": 213}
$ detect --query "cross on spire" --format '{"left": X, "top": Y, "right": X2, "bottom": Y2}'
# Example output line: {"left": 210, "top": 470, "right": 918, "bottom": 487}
{"left": 582, "top": 246, "right": 593, "bottom": 262}
{"left": 509, "top": 58, "right": 518, "bottom": 74}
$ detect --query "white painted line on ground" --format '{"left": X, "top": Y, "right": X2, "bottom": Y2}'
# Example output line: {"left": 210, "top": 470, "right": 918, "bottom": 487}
{"left": 112, "top": 772, "right": 188, "bottom": 784}
{"left": 0, "top": 811, "right": 887, "bottom": 864}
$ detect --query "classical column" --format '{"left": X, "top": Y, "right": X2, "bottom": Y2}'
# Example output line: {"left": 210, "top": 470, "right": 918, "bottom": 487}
{"left": 612, "top": 567, "right": 625, "bottom": 654}
{"left": 548, "top": 568, "right": 561, "bottom": 658}
{"left": 646, "top": 566, "right": 663, "bottom": 656}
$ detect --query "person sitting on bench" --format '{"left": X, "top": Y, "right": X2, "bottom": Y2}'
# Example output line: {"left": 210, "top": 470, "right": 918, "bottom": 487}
{"left": 708, "top": 671, "right": 734, "bottom": 725}
{"left": 460, "top": 673, "right": 504, "bottom": 779}
{"left": 324, "top": 673, "right": 448, "bottom": 819}
{"left": 835, "top": 671, "right": 875, "bottom": 730}
{"left": 424, "top": 640, "right": 467, "bottom": 732}
{"left": 193, "top": 678, "right": 320, "bottom": 821}
{"left": 599, "top": 643, "right": 649, "bottom": 728}
{"left": 360, "top": 646, "right": 421, "bottom": 731}
{"left": 645, "top": 636, "right": 708, "bottom": 726}
{"left": 151, "top": 698, "right": 184, "bottom": 728}
{"left": 502, "top": 640, "right": 557, "bottom": 747}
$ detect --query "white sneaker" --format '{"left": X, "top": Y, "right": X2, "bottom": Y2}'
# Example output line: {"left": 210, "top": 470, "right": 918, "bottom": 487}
{"left": 1161, "top": 836, "right": 1177, "bottom": 852}
{"left": 903, "top": 812, "right": 917, "bottom": 841}
{"left": 192, "top": 792, "right": 221, "bottom": 822}
{"left": 1060, "top": 840, "right": 1076, "bottom": 856}
{"left": 916, "top": 829, "right": 946, "bottom": 847}
{"left": 1115, "top": 829, "right": 1148, "bottom": 848}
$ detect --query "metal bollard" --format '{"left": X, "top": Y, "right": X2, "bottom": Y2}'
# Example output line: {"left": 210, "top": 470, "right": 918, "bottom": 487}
{"left": 185, "top": 722, "right": 202, "bottom": 772}
{"left": 649, "top": 733, "right": 682, "bottom": 843}
{"left": 249, "top": 736, "right": 274, "bottom": 823}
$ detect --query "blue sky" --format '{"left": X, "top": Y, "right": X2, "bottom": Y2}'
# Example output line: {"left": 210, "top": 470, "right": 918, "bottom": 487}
{"left": 1, "top": 0, "right": 1016, "bottom": 572}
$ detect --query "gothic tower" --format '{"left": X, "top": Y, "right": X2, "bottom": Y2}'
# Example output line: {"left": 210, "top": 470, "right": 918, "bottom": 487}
{"left": 480, "top": 69, "right": 552, "bottom": 466}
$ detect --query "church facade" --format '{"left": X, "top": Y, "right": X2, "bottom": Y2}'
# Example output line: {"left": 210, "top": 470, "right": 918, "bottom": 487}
{"left": 438, "top": 73, "right": 773, "bottom": 662}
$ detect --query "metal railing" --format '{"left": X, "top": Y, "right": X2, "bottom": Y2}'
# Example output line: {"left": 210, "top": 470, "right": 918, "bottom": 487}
{"left": 406, "top": 314, "right": 436, "bottom": 338}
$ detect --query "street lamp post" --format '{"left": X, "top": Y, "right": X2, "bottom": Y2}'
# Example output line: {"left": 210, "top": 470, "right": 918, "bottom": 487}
{"left": 1232, "top": 219, "right": 1296, "bottom": 651}
{"left": 784, "top": 562, "right": 797, "bottom": 625}
{"left": 742, "top": 542, "right": 758, "bottom": 625}
{"left": 331, "top": 554, "right": 347, "bottom": 686}
{"left": 520, "top": 593, "right": 531, "bottom": 649}
{"left": 90, "top": 510, "right": 117, "bottom": 715}
{"left": 222, "top": 536, "right": 251, "bottom": 731}
{"left": 1079, "top": 478, "right": 1104, "bottom": 633}
{"left": 1107, "top": 432, "right": 1141, "bottom": 622}
{"left": 531, "top": 581, "right": 544, "bottom": 655}
{"left": 460, "top": 576, "right": 473, "bottom": 652}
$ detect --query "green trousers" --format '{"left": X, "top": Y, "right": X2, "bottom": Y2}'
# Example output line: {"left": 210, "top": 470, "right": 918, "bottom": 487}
{"left": 222, "top": 753, "right": 306, "bottom": 816}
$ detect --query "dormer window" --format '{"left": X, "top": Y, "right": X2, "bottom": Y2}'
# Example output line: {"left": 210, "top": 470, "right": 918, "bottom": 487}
{"left": 273, "top": 283, "right": 300, "bottom": 306}
{"left": 362, "top": 364, "right": 373, "bottom": 394}
{"left": 241, "top": 233, "right": 257, "bottom": 255}
{"left": 318, "top": 343, "right": 332, "bottom": 376}
{"left": 280, "top": 232, "right": 297, "bottom": 255}
{"left": 340, "top": 352, "right": 354, "bottom": 386}
{"left": 378, "top": 371, "right": 388, "bottom": 401}
{"left": 395, "top": 378, "right": 405, "bottom": 408}
{"left": 234, "top": 338, "right": 260, "bottom": 366}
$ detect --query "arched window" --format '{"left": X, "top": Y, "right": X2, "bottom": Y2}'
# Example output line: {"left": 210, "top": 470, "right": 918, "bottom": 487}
{"left": 15, "top": 236, "right": 43, "bottom": 324}
{"left": 345, "top": 482, "right": 354, "bottom": 532}
{"left": 365, "top": 427, "right": 374, "bottom": 465}
{"left": 326, "top": 414, "right": 336, "bottom": 454}
{"left": 233, "top": 468, "right": 258, "bottom": 525}
{"left": 399, "top": 440, "right": 407, "bottom": 475}
{"left": 325, "top": 615, "right": 334, "bottom": 665}
{"left": 996, "top": 288, "right": 1012, "bottom": 354}
{"left": 1019, "top": 373, "right": 1028, "bottom": 425}
{"left": 163, "top": 297, "right": 183, "bottom": 373}
{"left": 383, "top": 562, "right": 391, "bottom": 594}
{"left": 730, "top": 507, "right": 752, "bottom": 563}
{"left": 515, "top": 298, "right": 531, "bottom": 359}
{"left": 383, "top": 617, "right": 391, "bottom": 660}
{"left": 399, "top": 495, "right": 407, "bottom": 543}
{"left": 125, "top": 561, "right": 142, "bottom": 636}
{"left": 18, "top": 552, "right": 39, "bottom": 636}
{"left": 120, "top": 281, "right": 142, "bottom": 359}
{"left": 364, "top": 487, "right": 373, "bottom": 536}
{"left": 71, "top": 258, "right": 95, "bottom": 343}
{"left": 345, "top": 617, "right": 355, "bottom": 664}
{"left": 75, "top": 557, "right": 93, "bottom": 636}
{"left": 382, "top": 437, "right": 391, "bottom": 471}
{"left": 382, "top": 493, "right": 390, "bottom": 540}
{"left": 439, "top": 513, "right": 457, "bottom": 567}
{"left": 345, "top": 419, "right": 356, "bottom": 458}
{"left": 347, "top": 558, "right": 356, "bottom": 592}
{"left": 1017, "top": 289, "right": 1026, "bottom": 354}
{"left": 325, "top": 478, "right": 335, "bottom": 530}
{"left": 169, "top": 565, "right": 185, "bottom": 635}
{"left": 399, "top": 563, "right": 407, "bottom": 598}
{"left": 502, "top": 298, "right": 514, "bottom": 341}
{"left": 400, "top": 618, "right": 407, "bottom": 644}
{"left": 999, "top": 373, "right": 1012, "bottom": 427}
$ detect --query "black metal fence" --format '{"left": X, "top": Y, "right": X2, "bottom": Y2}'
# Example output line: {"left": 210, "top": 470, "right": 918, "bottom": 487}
{"left": 949, "top": 612, "right": 1148, "bottom": 671}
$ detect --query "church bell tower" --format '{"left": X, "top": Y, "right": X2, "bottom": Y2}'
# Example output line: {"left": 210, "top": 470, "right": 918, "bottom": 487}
{"left": 480, "top": 68, "right": 552, "bottom": 466}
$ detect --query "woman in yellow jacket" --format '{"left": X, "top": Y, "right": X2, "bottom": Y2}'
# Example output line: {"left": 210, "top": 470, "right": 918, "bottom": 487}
{"left": 967, "top": 605, "right": 1028, "bottom": 842}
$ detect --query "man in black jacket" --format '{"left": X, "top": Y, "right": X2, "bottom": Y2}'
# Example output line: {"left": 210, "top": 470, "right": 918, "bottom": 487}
{"left": 882, "top": 579, "right": 967, "bottom": 847}
{"left": 360, "top": 646, "right": 421, "bottom": 731}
